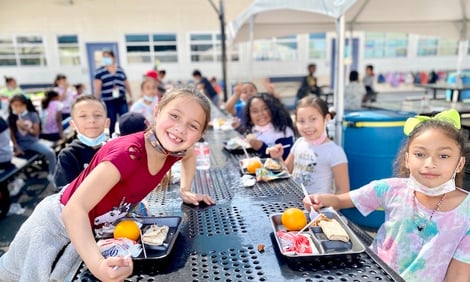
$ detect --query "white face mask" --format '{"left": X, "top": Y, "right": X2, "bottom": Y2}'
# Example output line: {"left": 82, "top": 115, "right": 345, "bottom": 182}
{"left": 408, "top": 174, "right": 456, "bottom": 196}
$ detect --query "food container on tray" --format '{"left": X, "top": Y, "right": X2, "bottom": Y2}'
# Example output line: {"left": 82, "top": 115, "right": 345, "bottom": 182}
{"left": 270, "top": 209, "right": 366, "bottom": 258}
{"left": 239, "top": 157, "right": 285, "bottom": 175}
{"left": 121, "top": 216, "right": 182, "bottom": 260}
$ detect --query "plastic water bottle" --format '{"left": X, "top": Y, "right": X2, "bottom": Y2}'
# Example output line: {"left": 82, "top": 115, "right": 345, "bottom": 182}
{"left": 194, "top": 140, "right": 210, "bottom": 170}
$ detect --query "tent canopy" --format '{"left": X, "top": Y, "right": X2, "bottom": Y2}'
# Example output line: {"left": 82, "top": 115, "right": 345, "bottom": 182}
{"left": 227, "top": 0, "right": 470, "bottom": 43}
{"left": 227, "top": 0, "right": 356, "bottom": 44}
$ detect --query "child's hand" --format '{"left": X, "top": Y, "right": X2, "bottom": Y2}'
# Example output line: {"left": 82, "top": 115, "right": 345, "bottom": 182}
{"left": 266, "top": 144, "right": 284, "bottom": 159}
{"left": 303, "top": 194, "right": 337, "bottom": 212}
{"left": 180, "top": 190, "right": 216, "bottom": 206}
{"left": 94, "top": 255, "right": 133, "bottom": 282}
{"left": 231, "top": 117, "right": 240, "bottom": 129}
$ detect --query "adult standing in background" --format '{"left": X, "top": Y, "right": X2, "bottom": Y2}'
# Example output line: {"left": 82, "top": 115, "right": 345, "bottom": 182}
{"left": 93, "top": 50, "right": 133, "bottom": 136}
{"left": 192, "top": 69, "right": 219, "bottom": 107}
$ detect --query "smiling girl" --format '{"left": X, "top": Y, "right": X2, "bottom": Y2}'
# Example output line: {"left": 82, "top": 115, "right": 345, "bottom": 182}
{"left": 303, "top": 109, "right": 470, "bottom": 281}
{"left": 0, "top": 89, "right": 215, "bottom": 282}
{"left": 269, "top": 96, "right": 349, "bottom": 194}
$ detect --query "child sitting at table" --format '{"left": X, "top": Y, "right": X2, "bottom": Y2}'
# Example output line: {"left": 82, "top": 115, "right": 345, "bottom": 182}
{"left": 7, "top": 94, "right": 57, "bottom": 185}
{"left": 242, "top": 92, "right": 295, "bottom": 160}
{"left": 269, "top": 96, "right": 349, "bottom": 195}
{"left": 130, "top": 77, "right": 160, "bottom": 123}
{"left": 40, "top": 89, "right": 64, "bottom": 142}
{"left": 53, "top": 95, "right": 109, "bottom": 188}
{"left": 303, "top": 109, "right": 470, "bottom": 281}
{"left": 0, "top": 88, "right": 216, "bottom": 282}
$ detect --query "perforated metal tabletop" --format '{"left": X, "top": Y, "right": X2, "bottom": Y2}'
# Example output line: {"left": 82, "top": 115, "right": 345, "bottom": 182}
{"left": 73, "top": 110, "right": 404, "bottom": 282}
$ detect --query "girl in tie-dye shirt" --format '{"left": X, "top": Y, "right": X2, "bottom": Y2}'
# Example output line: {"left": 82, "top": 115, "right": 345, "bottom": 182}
{"left": 304, "top": 110, "right": 470, "bottom": 281}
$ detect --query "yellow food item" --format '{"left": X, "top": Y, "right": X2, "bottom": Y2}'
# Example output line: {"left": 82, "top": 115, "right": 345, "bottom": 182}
{"left": 247, "top": 158, "right": 263, "bottom": 174}
{"left": 281, "top": 207, "right": 307, "bottom": 231}
{"left": 114, "top": 220, "right": 140, "bottom": 241}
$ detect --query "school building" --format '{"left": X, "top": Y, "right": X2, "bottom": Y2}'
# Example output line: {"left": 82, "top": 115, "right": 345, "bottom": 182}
{"left": 0, "top": 0, "right": 469, "bottom": 98}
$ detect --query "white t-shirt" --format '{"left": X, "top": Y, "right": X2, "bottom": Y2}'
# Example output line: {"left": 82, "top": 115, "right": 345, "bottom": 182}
{"left": 291, "top": 137, "right": 347, "bottom": 194}
{"left": 130, "top": 99, "right": 158, "bottom": 123}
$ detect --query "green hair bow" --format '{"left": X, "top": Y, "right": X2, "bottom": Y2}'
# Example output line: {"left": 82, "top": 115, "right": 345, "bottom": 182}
{"left": 403, "top": 109, "right": 461, "bottom": 136}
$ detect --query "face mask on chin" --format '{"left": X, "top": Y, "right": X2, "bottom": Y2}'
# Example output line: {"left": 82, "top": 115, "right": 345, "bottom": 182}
{"left": 408, "top": 174, "right": 456, "bottom": 196}
{"left": 76, "top": 130, "right": 108, "bottom": 147}
{"left": 144, "top": 130, "right": 186, "bottom": 158}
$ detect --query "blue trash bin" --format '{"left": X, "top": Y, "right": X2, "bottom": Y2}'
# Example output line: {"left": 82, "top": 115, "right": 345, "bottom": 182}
{"left": 341, "top": 110, "right": 415, "bottom": 230}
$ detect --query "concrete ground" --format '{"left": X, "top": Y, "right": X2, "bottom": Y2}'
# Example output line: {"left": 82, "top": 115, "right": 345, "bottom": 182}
{"left": 0, "top": 167, "right": 55, "bottom": 256}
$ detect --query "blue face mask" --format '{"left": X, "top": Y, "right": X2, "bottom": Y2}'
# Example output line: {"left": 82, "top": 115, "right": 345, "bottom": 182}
{"left": 143, "top": 95, "right": 156, "bottom": 103}
{"left": 77, "top": 132, "right": 108, "bottom": 147}
{"left": 102, "top": 57, "right": 113, "bottom": 66}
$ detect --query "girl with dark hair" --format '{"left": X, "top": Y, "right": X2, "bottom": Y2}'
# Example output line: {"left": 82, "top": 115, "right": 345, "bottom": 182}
{"left": 304, "top": 109, "right": 470, "bottom": 281}
{"left": 269, "top": 96, "right": 349, "bottom": 195}
{"left": 7, "top": 94, "right": 56, "bottom": 182}
{"left": 40, "top": 89, "right": 64, "bottom": 142}
{"left": 53, "top": 74, "right": 74, "bottom": 120}
{"left": 242, "top": 92, "right": 295, "bottom": 159}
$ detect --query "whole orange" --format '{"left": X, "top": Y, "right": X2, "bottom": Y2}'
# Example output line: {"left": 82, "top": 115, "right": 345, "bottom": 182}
{"left": 281, "top": 207, "right": 307, "bottom": 231}
{"left": 114, "top": 220, "right": 140, "bottom": 241}
{"left": 247, "top": 158, "right": 263, "bottom": 174}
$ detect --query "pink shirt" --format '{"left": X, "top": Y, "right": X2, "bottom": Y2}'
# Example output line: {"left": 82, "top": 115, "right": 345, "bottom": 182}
{"left": 41, "top": 100, "right": 64, "bottom": 134}
{"left": 60, "top": 132, "right": 180, "bottom": 226}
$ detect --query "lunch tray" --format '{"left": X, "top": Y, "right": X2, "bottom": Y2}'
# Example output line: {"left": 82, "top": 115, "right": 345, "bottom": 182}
{"left": 123, "top": 216, "right": 182, "bottom": 260}
{"left": 270, "top": 209, "right": 366, "bottom": 258}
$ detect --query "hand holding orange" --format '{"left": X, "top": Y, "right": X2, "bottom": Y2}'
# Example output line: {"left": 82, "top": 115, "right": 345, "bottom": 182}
{"left": 281, "top": 207, "right": 307, "bottom": 231}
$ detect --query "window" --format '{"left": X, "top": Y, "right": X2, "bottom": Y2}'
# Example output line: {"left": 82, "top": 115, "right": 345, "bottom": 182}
{"left": 189, "top": 32, "right": 239, "bottom": 62}
{"left": 417, "top": 38, "right": 438, "bottom": 56}
{"left": 0, "top": 35, "right": 47, "bottom": 66}
{"left": 253, "top": 35, "right": 298, "bottom": 61}
{"left": 417, "top": 37, "right": 458, "bottom": 56}
{"left": 364, "top": 32, "right": 407, "bottom": 58}
{"left": 308, "top": 33, "right": 326, "bottom": 59}
{"left": 125, "top": 33, "right": 178, "bottom": 64}
{"left": 57, "top": 35, "right": 80, "bottom": 65}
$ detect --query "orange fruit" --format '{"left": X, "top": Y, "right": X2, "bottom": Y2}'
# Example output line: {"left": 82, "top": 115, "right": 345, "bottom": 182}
{"left": 114, "top": 220, "right": 140, "bottom": 241}
{"left": 281, "top": 207, "right": 307, "bottom": 231}
{"left": 247, "top": 158, "right": 263, "bottom": 174}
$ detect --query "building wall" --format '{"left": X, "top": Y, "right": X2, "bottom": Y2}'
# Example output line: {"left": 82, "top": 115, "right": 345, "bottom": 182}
{"left": 0, "top": 0, "right": 469, "bottom": 99}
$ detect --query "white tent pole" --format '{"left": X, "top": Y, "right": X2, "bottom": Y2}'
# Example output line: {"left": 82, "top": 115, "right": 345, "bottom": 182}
{"left": 248, "top": 15, "right": 255, "bottom": 81}
{"left": 335, "top": 15, "right": 346, "bottom": 146}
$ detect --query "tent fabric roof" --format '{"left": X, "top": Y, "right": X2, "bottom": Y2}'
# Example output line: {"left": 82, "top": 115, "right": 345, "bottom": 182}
{"left": 227, "top": 0, "right": 470, "bottom": 44}
{"left": 227, "top": 0, "right": 356, "bottom": 43}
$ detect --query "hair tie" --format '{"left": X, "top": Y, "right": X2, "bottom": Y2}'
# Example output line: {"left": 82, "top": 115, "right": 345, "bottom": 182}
{"left": 403, "top": 109, "right": 461, "bottom": 136}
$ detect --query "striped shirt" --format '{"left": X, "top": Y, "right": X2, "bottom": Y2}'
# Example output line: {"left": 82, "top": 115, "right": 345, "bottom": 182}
{"left": 94, "top": 66, "right": 128, "bottom": 101}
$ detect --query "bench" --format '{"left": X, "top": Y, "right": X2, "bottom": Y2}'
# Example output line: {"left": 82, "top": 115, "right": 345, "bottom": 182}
{"left": 0, "top": 154, "right": 41, "bottom": 218}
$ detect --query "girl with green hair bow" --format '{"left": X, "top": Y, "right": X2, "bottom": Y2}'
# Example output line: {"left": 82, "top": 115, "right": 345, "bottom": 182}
{"left": 302, "top": 108, "right": 470, "bottom": 281}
